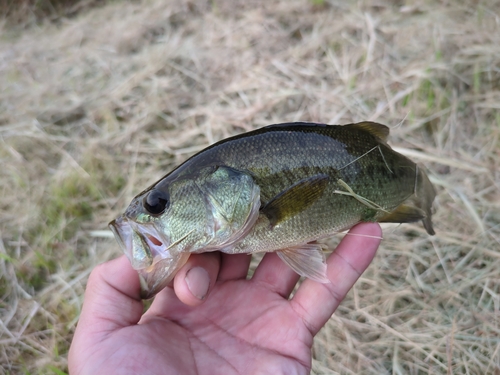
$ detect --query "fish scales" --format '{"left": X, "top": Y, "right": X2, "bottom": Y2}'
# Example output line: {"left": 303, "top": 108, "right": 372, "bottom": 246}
{"left": 110, "top": 122, "right": 436, "bottom": 298}
{"left": 166, "top": 124, "right": 416, "bottom": 254}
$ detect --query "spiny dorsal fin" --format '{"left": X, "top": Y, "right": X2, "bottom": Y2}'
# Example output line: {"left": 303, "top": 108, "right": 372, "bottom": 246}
{"left": 346, "top": 121, "right": 390, "bottom": 142}
{"left": 276, "top": 243, "right": 329, "bottom": 283}
{"left": 261, "top": 174, "right": 329, "bottom": 227}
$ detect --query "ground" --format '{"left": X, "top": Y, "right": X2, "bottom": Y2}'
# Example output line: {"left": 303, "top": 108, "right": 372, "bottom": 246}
{"left": 0, "top": 0, "right": 499, "bottom": 374}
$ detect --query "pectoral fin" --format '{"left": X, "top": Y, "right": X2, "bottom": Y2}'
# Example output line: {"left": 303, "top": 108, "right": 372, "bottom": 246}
{"left": 262, "top": 174, "right": 329, "bottom": 227}
{"left": 276, "top": 243, "right": 329, "bottom": 283}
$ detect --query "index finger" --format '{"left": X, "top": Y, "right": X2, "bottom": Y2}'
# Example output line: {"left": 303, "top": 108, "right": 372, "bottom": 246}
{"left": 290, "top": 223, "right": 382, "bottom": 336}
{"left": 74, "top": 256, "right": 143, "bottom": 334}
{"left": 69, "top": 256, "right": 144, "bottom": 368}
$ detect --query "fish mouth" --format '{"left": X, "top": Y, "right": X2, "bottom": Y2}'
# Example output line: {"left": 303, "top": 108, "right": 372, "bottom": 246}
{"left": 109, "top": 217, "right": 168, "bottom": 268}
{"left": 109, "top": 217, "right": 183, "bottom": 299}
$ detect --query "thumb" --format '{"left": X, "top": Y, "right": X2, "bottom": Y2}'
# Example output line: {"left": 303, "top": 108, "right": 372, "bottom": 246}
{"left": 140, "top": 252, "right": 222, "bottom": 318}
{"left": 69, "top": 256, "right": 143, "bottom": 373}
{"left": 75, "top": 255, "right": 143, "bottom": 335}
{"left": 173, "top": 252, "right": 221, "bottom": 306}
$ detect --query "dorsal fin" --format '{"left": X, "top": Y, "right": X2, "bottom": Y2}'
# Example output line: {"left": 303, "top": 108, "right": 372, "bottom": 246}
{"left": 346, "top": 121, "right": 390, "bottom": 142}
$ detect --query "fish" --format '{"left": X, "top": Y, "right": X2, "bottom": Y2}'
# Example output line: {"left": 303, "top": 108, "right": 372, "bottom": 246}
{"left": 109, "top": 122, "right": 436, "bottom": 299}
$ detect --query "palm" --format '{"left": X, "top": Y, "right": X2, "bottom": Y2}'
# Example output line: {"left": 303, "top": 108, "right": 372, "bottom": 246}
{"left": 164, "top": 281, "right": 312, "bottom": 372}
{"left": 93, "top": 280, "right": 311, "bottom": 374}
{"left": 69, "top": 223, "right": 381, "bottom": 375}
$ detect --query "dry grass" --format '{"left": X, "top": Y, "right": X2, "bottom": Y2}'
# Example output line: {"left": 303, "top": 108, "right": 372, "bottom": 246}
{"left": 1, "top": 0, "right": 499, "bottom": 373}
{"left": 0, "top": 0, "right": 106, "bottom": 27}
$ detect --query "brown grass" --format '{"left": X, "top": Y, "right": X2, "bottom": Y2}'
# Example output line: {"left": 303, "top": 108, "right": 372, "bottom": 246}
{"left": 0, "top": 0, "right": 106, "bottom": 26}
{"left": 1, "top": 0, "right": 500, "bottom": 374}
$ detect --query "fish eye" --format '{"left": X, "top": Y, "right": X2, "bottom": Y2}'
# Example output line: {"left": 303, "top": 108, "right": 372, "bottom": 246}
{"left": 143, "top": 189, "right": 169, "bottom": 215}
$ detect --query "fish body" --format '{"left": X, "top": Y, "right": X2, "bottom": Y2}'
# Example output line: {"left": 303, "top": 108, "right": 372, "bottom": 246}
{"left": 109, "top": 122, "right": 436, "bottom": 298}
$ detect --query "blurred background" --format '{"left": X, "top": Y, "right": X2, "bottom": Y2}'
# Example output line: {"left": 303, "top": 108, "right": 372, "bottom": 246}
{"left": 0, "top": 0, "right": 499, "bottom": 373}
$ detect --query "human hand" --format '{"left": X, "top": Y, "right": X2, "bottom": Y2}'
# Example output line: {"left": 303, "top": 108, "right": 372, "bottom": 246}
{"left": 68, "top": 223, "right": 381, "bottom": 375}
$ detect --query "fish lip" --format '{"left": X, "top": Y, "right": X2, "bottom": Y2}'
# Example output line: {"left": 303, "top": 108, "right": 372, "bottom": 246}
{"left": 137, "top": 255, "right": 189, "bottom": 299}
{"left": 109, "top": 217, "right": 134, "bottom": 263}
{"left": 109, "top": 216, "right": 172, "bottom": 269}
{"left": 109, "top": 216, "right": 182, "bottom": 299}
{"left": 139, "top": 274, "right": 155, "bottom": 299}
{"left": 138, "top": 270, "right": 173, "bottom": 299}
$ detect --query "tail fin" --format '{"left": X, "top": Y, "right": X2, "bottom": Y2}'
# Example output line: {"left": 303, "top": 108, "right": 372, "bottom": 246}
{"left": 414, "top": 165, "right": 436, "bottom": 235}
{"left": 378, "top": 165, "right": 436, "bottom": 235}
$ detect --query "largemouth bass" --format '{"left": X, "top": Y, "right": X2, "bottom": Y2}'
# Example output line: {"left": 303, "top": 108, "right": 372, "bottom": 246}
{"left": 109, "top": 122, "right": 436, "bottom": 298}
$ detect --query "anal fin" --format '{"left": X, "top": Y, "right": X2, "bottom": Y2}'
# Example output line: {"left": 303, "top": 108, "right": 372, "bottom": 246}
{"left": 276, "top": 243, "right": 329, "bottom": 283}
{"left": 378, "top": 204, "right": 426, "bottom": 223}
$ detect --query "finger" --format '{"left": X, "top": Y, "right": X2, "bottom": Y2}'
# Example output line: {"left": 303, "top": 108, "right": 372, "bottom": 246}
{"left": 142, "top": 283, "right": 184, "bottom": 320}
{"left": 217, "top": 253, "right": 252, "bottom": 281}
{"left": 79, "top": 256, "right": 143, "bottom": 330}
{"left": 291, "top": 223, "right": 382, "bottom": 336}
{"left": 251, "top": 252, "right": 301, "bottom": 298}
{"left": 72, "top": 255, "right": 143, "bottom": 339}
{"left": 172, "top": 252, "right": 221, "bottom": 307}
{"left": 146, "top": 252, "right": 221, "bottom": 317}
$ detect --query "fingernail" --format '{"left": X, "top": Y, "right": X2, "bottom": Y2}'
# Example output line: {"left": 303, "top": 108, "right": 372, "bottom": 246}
{"left": 185, "top": 267, "right": 210, "bottom": 300}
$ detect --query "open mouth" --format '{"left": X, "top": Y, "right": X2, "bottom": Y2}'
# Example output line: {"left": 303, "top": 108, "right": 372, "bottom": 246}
{"left": 109, "top": 216, "right": 189, "bottom": 299}
{"left": 109, "top": 217, "right": 171, "bottom": 271}
{"left": 142, "top": 230, "right": 169, "bottom": 262}
{"left": 147, "top": 234, "right": 163, "bottom": 247}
